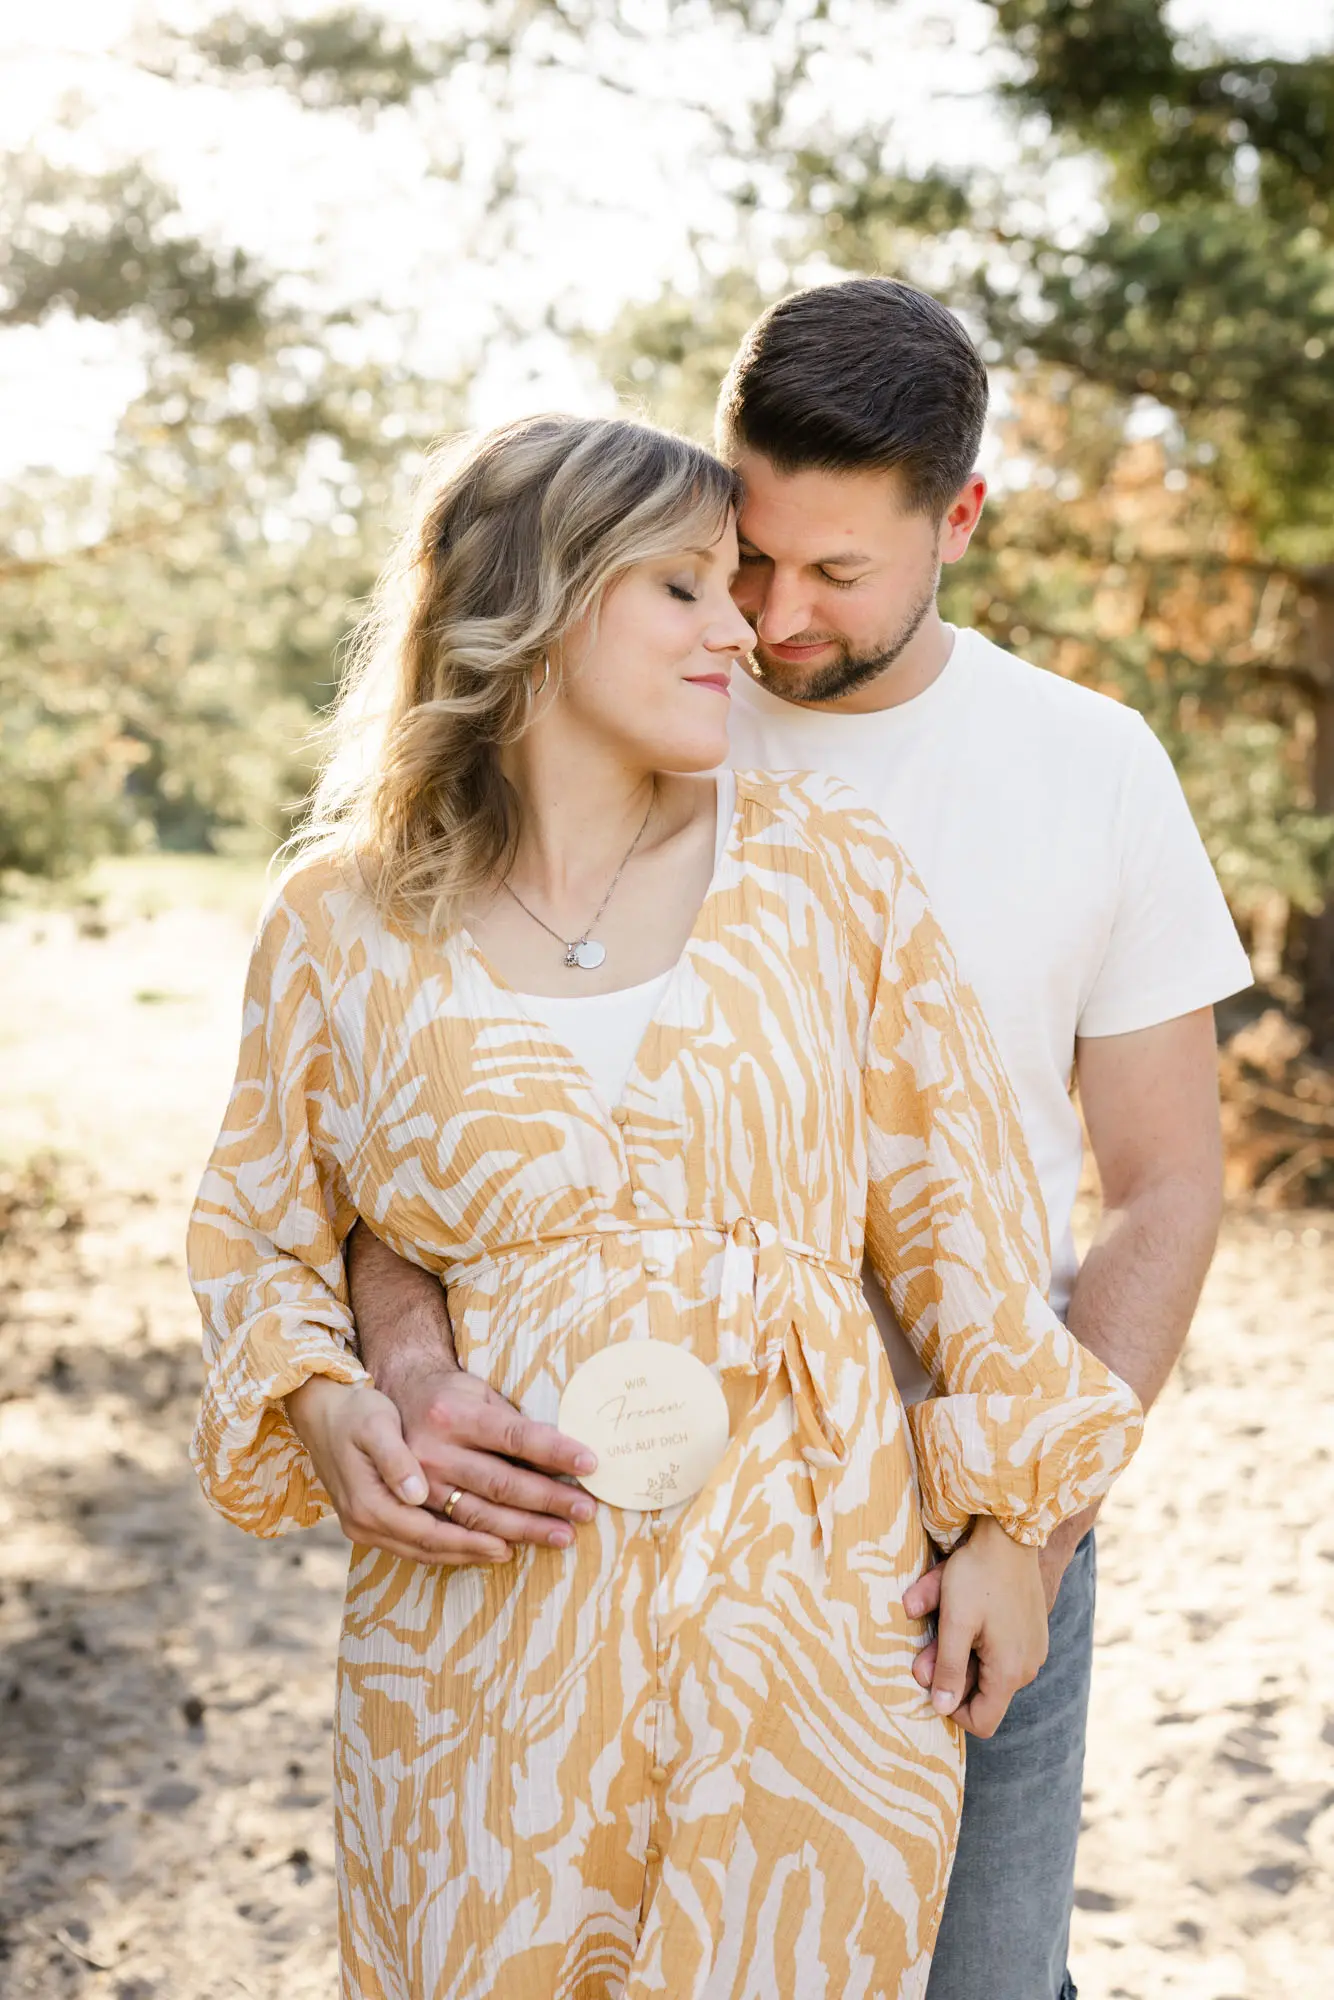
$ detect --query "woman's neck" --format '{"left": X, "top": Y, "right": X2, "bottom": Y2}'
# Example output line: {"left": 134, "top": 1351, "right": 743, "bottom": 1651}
{"left": 499, "top": 725, "right": 658, "bottom": 906}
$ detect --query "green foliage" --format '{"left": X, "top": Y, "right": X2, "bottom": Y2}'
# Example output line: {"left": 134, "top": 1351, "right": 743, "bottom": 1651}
{"left": 0, "top": 159, "right": 271, "bottom": 358}
{"left": 183, "top": 8, "right": 454, "bottom": 110}
{"left": 991, "top": 1, "right": 1334, "bottom": 217}
{"left": 595, "top": 270, "right": 772, "bottom": 441}
{"left": 971, "top": 5, "right": 1334, "bottom": 558}
{"left": 0, "top": 111, "right": 463, "bottom": 884}
{"left": 0, "top": 462, "right": 372, "bottom": 875}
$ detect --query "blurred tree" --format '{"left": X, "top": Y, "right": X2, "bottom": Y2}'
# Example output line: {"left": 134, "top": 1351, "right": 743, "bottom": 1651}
{"left": 0, "top": 134, "right": 460, "bottom": 874}
{"left": 1, "top": 0, "right": 845, "bottom": 880}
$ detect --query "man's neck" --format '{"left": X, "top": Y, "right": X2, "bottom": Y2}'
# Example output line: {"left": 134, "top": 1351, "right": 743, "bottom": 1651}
{"left": 757, "top": 608, "right": 956, "bottom": 717}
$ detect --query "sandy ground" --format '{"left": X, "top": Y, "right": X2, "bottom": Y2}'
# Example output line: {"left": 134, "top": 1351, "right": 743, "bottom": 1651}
{"left": 1, "top": 860, "right": 1331, "bottom": 1999}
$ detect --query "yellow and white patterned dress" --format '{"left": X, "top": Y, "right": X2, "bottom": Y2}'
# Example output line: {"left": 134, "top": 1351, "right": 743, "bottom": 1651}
{"left": 189, "top": 772, "right": 1141, "bottom": 2000}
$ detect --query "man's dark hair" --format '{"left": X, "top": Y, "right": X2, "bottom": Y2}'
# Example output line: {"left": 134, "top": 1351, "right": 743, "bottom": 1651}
{"left": 715, "top": 277, "right": 988, "bottom": 516}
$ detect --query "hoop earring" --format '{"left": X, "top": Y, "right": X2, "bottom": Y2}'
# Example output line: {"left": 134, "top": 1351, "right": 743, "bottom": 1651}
{"left": 529, "top": 654, "right": 551, "bottom": 705}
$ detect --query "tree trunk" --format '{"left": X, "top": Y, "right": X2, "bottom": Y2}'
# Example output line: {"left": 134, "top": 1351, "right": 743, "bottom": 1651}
{"left": 1301, "top": 572, "right": 1334, "bottom": 1054}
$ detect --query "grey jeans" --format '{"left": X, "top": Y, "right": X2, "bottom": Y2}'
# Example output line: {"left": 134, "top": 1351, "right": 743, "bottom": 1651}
{"left": 925, "top": 1531, "right": 1096, "bottom": 2000}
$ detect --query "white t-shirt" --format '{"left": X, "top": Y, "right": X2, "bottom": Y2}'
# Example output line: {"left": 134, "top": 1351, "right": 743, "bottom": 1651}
{"left": 727, "top": 627, "right": 1252, "bottom": 1395}
{"left": 519, "top": 774, "right": 736, "bottom": 1108}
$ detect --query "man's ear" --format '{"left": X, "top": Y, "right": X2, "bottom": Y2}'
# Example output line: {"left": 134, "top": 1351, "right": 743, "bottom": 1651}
{"left": 940, "top": 475, "right": 987, "bottom": 564}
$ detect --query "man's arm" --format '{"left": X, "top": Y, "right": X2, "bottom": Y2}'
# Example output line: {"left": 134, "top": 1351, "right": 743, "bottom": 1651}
{"left": 1039, "top": 1004, "right": 1225, "bottom": 1600}
{"left": 908, "top": 1004, "right": 1225, "bottom": 1698}
{"left": 304, "top": 1226, "right": 598, "bottom": 1561}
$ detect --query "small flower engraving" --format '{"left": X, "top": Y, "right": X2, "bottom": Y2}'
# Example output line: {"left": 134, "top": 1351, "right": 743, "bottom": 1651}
{"left": 639, "top": 1463, "right": 681, "bottom": 1505}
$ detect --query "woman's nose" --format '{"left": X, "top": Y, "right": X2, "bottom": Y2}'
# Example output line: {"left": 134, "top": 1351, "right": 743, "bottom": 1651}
{"left": 707, "top": 602, "right": 758, "bottom": 654}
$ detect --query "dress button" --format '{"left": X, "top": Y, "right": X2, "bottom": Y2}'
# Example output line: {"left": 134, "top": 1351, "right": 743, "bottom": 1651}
{"left": 612, "top": 1105, "right": 631, "bottom": 1126}
{"left": 650, "top": 1764, "right": 669, "bottom": 1784}
{"left": 645, "top": 1843, "right": 661, "bottom": 1863}
{"left": 644, "top": 1257, "right": 667, "bottom": 1276}
{"left": 632, "top": 1190, "right": 653, "bottom": 1212}
{"left": 731, "top": 1217, "right": 758, "bottom": 1248}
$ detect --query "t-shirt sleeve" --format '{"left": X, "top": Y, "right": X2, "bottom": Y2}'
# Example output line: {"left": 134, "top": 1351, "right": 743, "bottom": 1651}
{"left": 1077, "top": 718, "right": 1253, "bottom": 1039}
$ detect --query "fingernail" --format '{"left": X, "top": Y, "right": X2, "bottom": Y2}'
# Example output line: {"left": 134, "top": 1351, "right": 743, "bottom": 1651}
{"left": 571, "top": 1498, "right": 595, "bottom": 1523}
{"left": 932, "top": 1689, "right": 959, "bottom": 1716}
{"left": 487, "top": 1546, "right": 513, "bottom": 1563}
{"left": 550, "top": 1526, "right": 573, "bottom": 1548}
{"left": 398, "top": 1474, "right": 428, "bottom": 1506}
{"left": 574, "top": 1451, "right": 597, "bottom": 1474}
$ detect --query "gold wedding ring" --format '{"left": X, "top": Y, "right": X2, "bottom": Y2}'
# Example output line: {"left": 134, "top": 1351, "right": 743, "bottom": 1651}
{"left": 442, "top": 1488, "right": 465, "bottom": 1523}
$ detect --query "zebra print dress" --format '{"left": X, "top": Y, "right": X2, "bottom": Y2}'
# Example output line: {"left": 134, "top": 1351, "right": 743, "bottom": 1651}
{"left": 188, "top": 771, "right": 1142, "bottom": 2000}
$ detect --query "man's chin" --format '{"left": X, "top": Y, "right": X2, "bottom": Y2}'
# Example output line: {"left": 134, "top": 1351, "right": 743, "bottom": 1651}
{"left": 749, "top": 642, "right": 840, "bottom": 694}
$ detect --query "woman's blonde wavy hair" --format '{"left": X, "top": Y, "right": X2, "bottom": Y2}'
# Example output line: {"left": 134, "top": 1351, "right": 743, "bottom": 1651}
{"left": 296, "top": 412, "right": 742, "bottom": 935}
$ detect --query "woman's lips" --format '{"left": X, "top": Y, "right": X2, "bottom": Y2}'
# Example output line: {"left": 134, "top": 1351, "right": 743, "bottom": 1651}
{"left": 685, "top": 673, "right": 731, "bottom": 696}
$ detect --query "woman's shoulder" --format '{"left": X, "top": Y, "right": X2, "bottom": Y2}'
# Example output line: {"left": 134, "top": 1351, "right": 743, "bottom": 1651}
{"left": 253, "top": 845, "right": 388, "bottom": 960}
{"left": 732, "top": 768, "right": 917, "bottom": 891}
{"left": 258, "top": 845, "right": 349, "bottom": 920}
{"left": 732, "top": 770, "right": 945, "bottom": 983}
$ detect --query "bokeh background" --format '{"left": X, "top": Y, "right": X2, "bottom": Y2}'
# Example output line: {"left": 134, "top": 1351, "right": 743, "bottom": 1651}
{"left": 2, "top": 5, "right": 1332, "bottom": 1997}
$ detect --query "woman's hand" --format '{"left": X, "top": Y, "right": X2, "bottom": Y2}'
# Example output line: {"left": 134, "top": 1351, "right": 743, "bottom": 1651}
{"left": 902, "top": 1517, "right": 1049, "bottom": 1737}
{"left": 285, "top": 1375, "right": 512, "bottom": 1567}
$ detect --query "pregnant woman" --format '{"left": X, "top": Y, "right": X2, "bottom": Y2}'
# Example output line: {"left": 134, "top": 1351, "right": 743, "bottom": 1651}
{"left": 188, "top": 413, "right": 1142, "bottom": 2000}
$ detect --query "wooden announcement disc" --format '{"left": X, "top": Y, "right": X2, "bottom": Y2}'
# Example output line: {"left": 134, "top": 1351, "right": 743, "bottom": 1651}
{"left": 558, "top": 1339, "right": 731, "bottom": 1510}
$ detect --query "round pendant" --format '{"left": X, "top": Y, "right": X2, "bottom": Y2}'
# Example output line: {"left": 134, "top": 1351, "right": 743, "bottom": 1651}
{"left": 558, "top": 1339, "right": 731, "bottom": 1510}
{"left": 571, "top": 938, "right": 607, "bottom": 970}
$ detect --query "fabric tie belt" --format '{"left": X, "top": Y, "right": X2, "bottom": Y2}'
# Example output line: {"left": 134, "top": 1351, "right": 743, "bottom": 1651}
{"left": 451, "top": 1217, "right": 861, "bottom": 1550}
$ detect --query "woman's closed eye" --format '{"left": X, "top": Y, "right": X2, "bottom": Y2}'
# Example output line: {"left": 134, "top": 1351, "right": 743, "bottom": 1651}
{"left": 668, "top": 583, "right": 698, "bottom": 603}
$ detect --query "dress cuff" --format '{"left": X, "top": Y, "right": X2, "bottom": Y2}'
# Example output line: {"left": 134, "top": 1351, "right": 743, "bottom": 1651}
{"left": 192, "top": 1325, "right": 370, "bottom": 1538}
{"left": 906, "top": 1383, "right": 1144, "bottom": 1552}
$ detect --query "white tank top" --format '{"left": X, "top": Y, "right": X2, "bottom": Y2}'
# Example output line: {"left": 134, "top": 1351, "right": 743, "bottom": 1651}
{"left": 517, "top": 774, "right": 735, "bottom": 1107}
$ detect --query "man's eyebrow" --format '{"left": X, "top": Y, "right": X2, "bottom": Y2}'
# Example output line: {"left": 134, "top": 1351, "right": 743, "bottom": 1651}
{"left": 736, "top": 537, "right": 873, "bottom": 568}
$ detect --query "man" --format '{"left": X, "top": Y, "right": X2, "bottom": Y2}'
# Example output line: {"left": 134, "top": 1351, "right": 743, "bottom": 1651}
{"left": 299, "top": 279, "right": 1252, "bottom": 1998}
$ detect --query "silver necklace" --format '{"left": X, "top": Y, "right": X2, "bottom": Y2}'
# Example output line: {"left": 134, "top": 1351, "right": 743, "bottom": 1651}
{"left": 502, "top": 783, "right": 656, "bottom": 970}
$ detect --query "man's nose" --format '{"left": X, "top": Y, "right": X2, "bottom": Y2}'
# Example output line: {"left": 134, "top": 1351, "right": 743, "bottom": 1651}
{"left": 751, "top": 571, "right": 816, "bottom": 644}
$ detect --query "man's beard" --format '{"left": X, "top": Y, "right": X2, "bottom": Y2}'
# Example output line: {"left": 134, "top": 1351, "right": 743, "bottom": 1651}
{"left": 751, "top": 572, "right": 939, "bottom": 706}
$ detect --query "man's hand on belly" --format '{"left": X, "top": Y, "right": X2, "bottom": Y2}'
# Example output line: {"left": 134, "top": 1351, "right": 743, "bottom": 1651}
{"left": 386, "top": 1360, "right": 598, "bottom": 1550}
{"left": 348, "top": 1221, "right": 598, "bottom": 1555}
{"left": 286, "top": 1375, "right": 512, "bottom": 1565}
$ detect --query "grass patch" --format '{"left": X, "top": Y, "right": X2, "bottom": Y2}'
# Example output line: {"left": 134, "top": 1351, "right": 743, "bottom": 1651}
{"left": 1, "top": 853, "right": 274, "bottom": 930}
{"left": 87, "top": 852, "right": 274, "bottom": 923}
